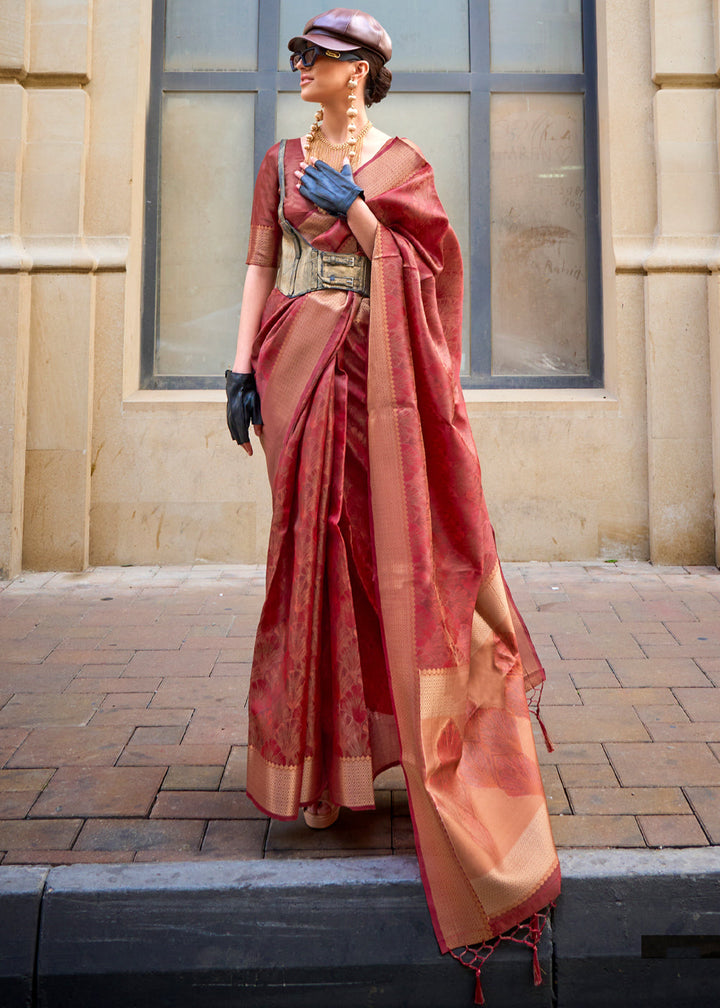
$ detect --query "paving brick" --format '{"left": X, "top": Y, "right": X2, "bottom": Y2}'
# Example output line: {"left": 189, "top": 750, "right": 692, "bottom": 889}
{"left": 52, "top": 637, "right": 109, "bottom": 653}
{"left": 29, "top": 766, "right": 166, "bottom": 818}
{"left": 124, "top": 650, "right": 216, "bottom": 678}
{"left": 608, "top": 657, "right": 710, "bottom": 688}
{"left": 635, "top": 705, "right": 690, "bottom": 730}
{"left": 538, "top": 672, "right": 581, "bottom": 706}
{"left": 0, "top": 665, "right": 76, "bottom": 692}
{"left": 638, "top": 815, "right": 709, "bottom": 847}
{"left": 576, "top": 687, "right": 677, "bottom": 707}
{"left": 0, "top": 694, "right": 103, "bottom": 728}
{"left": 647, "top": 721, "right": 720, "bottom": 742}
{"left": 2, "top": 850, "right": 134, "bottom": 865}
{"left": 117, "top": 743, "right": 230, "bottom": 767}
{"left": 219, "top": 746, "right": 247, "bottom": 790}
{"left": 150, "top": 678, "right": 247, "bottom": 707}
{"left": 551, "top": 632, "right": 646, "bottom": 660}
{"left": 74, "top": 665, "right": 126, "bottom": 678}
{"left": 100, "top": 628, "right": 187, "bottom": 650}
{"left": 0, "top": 818, "right": 82, "bottom": 850}
{"left": 674, "top": 687, "right": 720, "bottom": 722}
{"left": 696, "top": 657, "right": 720, "bottom": 686}
{"left": 665, "top": 622, "right": 720, "bottom": 646}
{"left": 557, "top": 763, "right": 619, "bottom": 788}
{"left": 66, "top": 677, "right": 163, "bottom": 694}
{"left": 540, "top": 766, "right": 571, "bottom": 814}
{"left": 561, "top": 661, "right": 619, "bottom": 689}
{"left": 606, "top": 742, "right": 720, "bottom": 786}
{"left": 181, "top": 710, "right": 248, "bottom": 747}
{"left": 131, "top": 726, "right": 186, "bottom": 746}
{"left": 100, "top": 693, "right": 155, "bottom": 711}
{"left": 539, "top": 705, "right": 648, "bottom": 743}
{"left": 151, "top": 790, "right": 264, "bottom": 820}
{"left": 684, "top": 786, "right": 720, "bottom": 842}
{"left": 200, "top": 819, "right": 267, "bottom": 856}
{"left": 549, "top": 814, "right": 645, "bottom": 847}
{"left": 0, "top": 790, "right": 43, "bottom": 817}
{"left": 87, "top": 708, "right": 194, "bottom": 729}
{"left": 613, "top": 599, "right": 695, "bottom": 622}
{"left": 567, "top": 787, "right": 690, "bottom": 815}
{"left": 162, "top": 765, "right": 224, "bottom": 791}
{"left": 180, "top": 636, "right": 229, "bottom": 651}
{"left": 0, "top": 769, "right": 53, "bottom": 792}
{"left": 1, "top": 638, "right": 59, "bottom": 662}
{"left": 536, "top": 742, "right": 609, "bottom": 765}
{"left": 7, "top": 726, "right": 132, "bottom": 768}
{"left": 73, "top": 818, "right": 205, "bottom": 853}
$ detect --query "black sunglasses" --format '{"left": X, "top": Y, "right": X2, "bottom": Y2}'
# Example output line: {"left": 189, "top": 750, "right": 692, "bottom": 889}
{"left": 290, "top": 44, "right": 359, "bottom": 71}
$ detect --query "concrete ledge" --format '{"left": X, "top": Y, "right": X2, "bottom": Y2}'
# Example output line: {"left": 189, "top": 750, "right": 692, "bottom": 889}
{"left": 1, "top": 851, "right": 719, "bottom": 1007}
{"left": 0, "top": 867, "right": 48, "bottom": 1006}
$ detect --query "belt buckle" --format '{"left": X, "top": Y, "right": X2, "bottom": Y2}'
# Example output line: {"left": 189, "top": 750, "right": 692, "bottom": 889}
{"left": 319, "top": 253, "right": 361, "bottom": 291}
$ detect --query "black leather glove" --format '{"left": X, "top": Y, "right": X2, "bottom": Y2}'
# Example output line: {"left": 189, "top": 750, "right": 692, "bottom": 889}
{"left": 299, "top": 159, "right": 364, "bottom": 217}
{"left": 225, "top": 370, "right": 263, "bottom": 445}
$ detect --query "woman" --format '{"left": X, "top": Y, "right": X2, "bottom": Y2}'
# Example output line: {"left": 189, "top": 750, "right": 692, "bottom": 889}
{"left": 226, "top": 9, "right": 560, "bottom": 1001}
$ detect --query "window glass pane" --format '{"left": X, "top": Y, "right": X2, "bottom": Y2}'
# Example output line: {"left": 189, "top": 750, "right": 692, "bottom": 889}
{"left": 156, "top": 93, "right": 254, "bottom": 376}
{"left": 490, "top": 93, "right": 587, "bottom": 376}
{"left": 277, "top": 90, "right": 471, "bottom": 370}
{"left": 165, "top": 0, "right": 258, "bottom": 71}
{"left": 278, "top": 0, "right": 469, "bottom": 72}
{"left": 490, "top": 0, "right": 582, "bottom": 73}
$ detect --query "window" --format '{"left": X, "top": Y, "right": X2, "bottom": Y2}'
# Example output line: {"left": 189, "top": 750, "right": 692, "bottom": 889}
{"left": 142, "top": 0, "right": 601, "bottom": 388}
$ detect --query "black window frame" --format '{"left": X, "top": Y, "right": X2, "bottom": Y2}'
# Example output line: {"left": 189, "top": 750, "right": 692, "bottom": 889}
{"left": 141, "top": 0, "right": 602, "bottom": 390}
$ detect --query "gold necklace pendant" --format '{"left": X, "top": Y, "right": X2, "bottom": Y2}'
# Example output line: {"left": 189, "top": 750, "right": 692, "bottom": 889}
{"left": 307, "top": 120, "right": 372, "bottom": 171}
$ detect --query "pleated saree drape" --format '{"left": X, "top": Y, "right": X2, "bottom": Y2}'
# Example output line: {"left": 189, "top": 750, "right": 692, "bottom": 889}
{"left": 243, "top": 136, "right": 560, "bottom": 996}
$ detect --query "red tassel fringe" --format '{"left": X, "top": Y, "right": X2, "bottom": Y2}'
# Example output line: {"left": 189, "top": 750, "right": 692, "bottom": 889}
{"left": 450, "top": 905, "right": 555, "bottom": 1006}
{"left": 528, "top": 681, "right": 555, "bottom": 753}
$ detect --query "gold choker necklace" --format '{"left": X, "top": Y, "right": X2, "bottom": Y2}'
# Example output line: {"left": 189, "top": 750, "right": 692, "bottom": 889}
{"left": 305, "top": 120, "right": 372, "bottom": 171}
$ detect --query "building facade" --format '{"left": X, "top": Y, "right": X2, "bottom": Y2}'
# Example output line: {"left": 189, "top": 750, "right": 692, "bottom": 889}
{"left": 1, "top": 0, "right": 719, "bottom": 577}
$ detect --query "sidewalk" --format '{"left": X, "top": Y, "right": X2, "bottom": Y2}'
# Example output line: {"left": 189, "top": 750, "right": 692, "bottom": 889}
{"left": 1, "top": 561, "right": 719, "bottom": 865}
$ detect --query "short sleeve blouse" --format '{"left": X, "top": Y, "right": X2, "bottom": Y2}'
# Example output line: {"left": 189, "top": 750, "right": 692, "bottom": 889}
{"left": 246, "top": 142, "right": 282, "bottom": 269}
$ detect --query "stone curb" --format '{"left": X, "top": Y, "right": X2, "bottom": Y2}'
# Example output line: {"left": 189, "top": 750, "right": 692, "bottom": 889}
{"left": 1, "top": 850, "right": 719, "bottom": 1007}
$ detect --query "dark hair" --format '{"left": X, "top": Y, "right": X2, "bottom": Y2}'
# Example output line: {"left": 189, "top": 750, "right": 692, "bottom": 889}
{"left": 353, "top": 47, "right": 392, "bottom": 106}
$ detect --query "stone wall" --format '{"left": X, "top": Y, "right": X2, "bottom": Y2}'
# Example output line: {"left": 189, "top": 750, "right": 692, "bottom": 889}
{"left": 1, "top": 1, "right": 719, "bottom": 575}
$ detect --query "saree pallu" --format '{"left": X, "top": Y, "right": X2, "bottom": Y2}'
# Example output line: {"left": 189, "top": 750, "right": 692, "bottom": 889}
{"left": 245, "top": 137, "right": 560, "bottom": 993}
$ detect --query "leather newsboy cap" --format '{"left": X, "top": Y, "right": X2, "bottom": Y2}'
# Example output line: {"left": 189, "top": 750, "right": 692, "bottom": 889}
{"left": 288, "top": 8, "right": 392, "bottom": 64}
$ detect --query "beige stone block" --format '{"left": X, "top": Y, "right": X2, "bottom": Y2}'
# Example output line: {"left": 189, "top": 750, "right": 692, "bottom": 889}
{"left": 0, "top": 272, "right": 30, "bottom": 580}
{"left": 84, "top": 1, "right": 143, "bottom": 235}
{"left": 23, "top": 449, "right": 89, "bottom": 570}
{"left": 655, "top": 89, "right": 720, "bottom": 236}
{"left": 29, "top": 0, "right": 90, "bottom": 77}
{"left": 91, "top": 271, "right": 125, "bottom": 418}
{"left": 708, "top": 271, "right": 720, "bottom": 565}
{"left": 27, "top": 273, "right": 93, "bottom": 451}
{"left": 645, "top": 273, "right": 712, "bottom": 441}
{"left": 651, "top": 0, "right": 715, "bottom": 79}
{"left": 0, "top": 512, "right": 15, "bottom": 579}
{"left": 22, "top": 89, "right": 86, "bottom": 235}
{"left": 89, "top": 502, "right": 257, "bottom": 566}
{"left": 0, "top": 83, "right": 25, "bottom": 233}
{"left": 603, "top": 0, "right": 657, "bottom": 238}
{"left": 647, "top": 437, "right": 715, "bottom": 564}
{"left": 0, "top": 0, "right": 28, "bottom": 74}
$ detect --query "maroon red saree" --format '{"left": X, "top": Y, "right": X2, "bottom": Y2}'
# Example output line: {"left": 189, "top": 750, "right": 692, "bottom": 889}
{"left": 245, "top": 136, "right": 560, "bottom": 997}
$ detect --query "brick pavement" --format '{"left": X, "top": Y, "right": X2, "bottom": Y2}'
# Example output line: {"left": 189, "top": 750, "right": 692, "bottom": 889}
{"left": 0, "top": 561, "right": 719, "bottom": 865}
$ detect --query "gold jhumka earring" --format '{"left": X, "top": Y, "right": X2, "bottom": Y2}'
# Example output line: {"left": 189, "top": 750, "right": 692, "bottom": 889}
{"left": 303, "top": 75, "right": 371, "bottom": 170}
